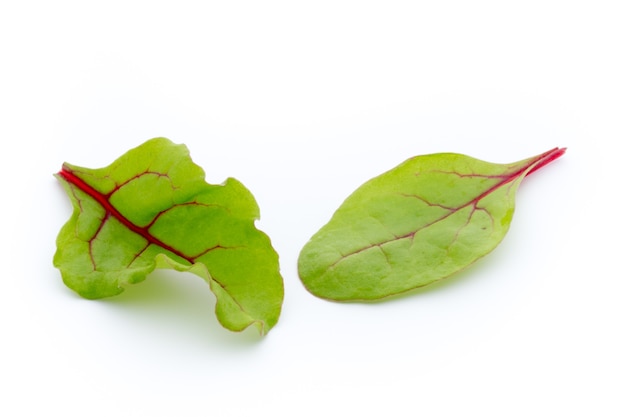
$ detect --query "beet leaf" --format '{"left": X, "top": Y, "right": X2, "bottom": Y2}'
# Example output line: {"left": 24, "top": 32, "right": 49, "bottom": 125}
{"left": 54, "top": 138, "right": 283, "bottom": 335}
{"left": 298, "top": 148, "right": 565, "bottom": 301}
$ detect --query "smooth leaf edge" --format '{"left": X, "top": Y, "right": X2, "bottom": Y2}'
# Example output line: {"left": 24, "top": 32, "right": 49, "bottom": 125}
{"left": 297, "top": 147, "right": 566, "bottom": 302}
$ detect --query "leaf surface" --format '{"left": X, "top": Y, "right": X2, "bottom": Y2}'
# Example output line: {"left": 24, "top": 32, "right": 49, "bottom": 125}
{"left": 54, "top": 138, "right": 283, "bottom": 334}
{"left": 298, "top": 148, "right": 565, "bottom": 301}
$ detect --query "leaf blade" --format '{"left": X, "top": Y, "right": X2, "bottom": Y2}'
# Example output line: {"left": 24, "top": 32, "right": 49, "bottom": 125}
{"left": 54, "top": 137, "right": 283, "bottom": 334}
{"left": 298, "top": 148, "right": 565, "bottom": 301}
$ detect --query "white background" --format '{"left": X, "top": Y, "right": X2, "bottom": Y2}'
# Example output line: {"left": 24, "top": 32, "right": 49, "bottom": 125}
{"left": 2, "top": 1, "right": 624, "bottom": 416}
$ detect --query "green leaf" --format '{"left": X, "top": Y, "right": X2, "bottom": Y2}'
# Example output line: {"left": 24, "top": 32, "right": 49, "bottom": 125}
{"left": 298, "top": 148, "right": 565, "bottom": 301}
{"left": 54, "top": 137, "right": 283, "bottom": 335}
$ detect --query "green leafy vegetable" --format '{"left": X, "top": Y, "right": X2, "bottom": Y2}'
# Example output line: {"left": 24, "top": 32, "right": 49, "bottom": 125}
{"left": 54, "top": 138, "right": 283, "bottom": 334}
{"left": 298, "top": 148, "right": 565, "bottom": 301}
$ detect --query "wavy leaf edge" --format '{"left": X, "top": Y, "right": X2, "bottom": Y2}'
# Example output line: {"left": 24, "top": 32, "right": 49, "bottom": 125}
{"left": 54, "top": 137, "right": 283, "bottom": 335}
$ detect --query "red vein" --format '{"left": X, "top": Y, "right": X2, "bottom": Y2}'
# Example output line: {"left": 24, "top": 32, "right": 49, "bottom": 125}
{"left": 60, "top": 164, "right": 252, "bottom": 319}
{"left": 427, "top": 171, "right": 511, "bottom": 180}
{"left": 333, "top": 147, "right": 565, "bottom": 265}
{"left": 400, "top": 193, "right": 456, "bottom": 211}
{"left": 128, "top": 242, "right": 151, "bottom": 267}
{"left": 58, "top": 166, "right": 195, "bottom": 264}
{"left": 88, "top": 212, "right": 110, "bottom": 269}
{"left": 190, "top": 244, "right": 241, "bottom": 262}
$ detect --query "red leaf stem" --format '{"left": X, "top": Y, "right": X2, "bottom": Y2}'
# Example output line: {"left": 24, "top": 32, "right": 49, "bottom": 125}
{"left": 526, "top": 147, "right": 566, "bottom": 176}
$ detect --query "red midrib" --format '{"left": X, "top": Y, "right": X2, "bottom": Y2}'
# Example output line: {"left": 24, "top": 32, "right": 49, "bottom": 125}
{"left": 58, "top": 166, "right": 194, "bottom": 264}
{"left": 465, "top": 147, "right": 565, "bottom": 207}
{"left": 333, "top": 147, "right": 566, "bottom": 263}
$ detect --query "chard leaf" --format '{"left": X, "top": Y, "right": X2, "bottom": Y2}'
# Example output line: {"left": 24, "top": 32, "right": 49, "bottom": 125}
{"left": 54, "top": 137, "right": 283, "bottom": 335}
{"left": 298, "top": 148, "right": 565, "bottom": 301}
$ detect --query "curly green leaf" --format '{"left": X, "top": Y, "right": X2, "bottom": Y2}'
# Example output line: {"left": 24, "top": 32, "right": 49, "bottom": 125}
{"left": 54, "top": 137, "right": 283, "bottom": 335}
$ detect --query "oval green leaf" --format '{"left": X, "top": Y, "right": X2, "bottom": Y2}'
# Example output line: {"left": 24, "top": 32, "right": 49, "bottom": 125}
{"left": 54, "top": 137, "right": 283, "bottom": 335}
{"left": 298, "top": 148, "right": 565, "bottom": 301}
